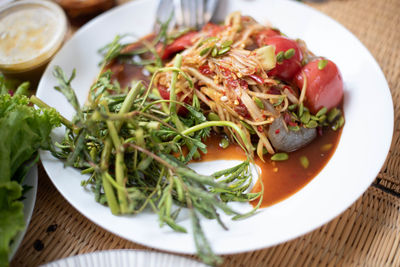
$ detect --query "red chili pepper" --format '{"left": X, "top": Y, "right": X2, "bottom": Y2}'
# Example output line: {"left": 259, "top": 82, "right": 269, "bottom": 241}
{"left": 199, "top": 65, "right": 213, "bottom": 75}
{"left": 248, "top": 74, "right": 264, "bottom": 84}
{"left": 234, "top": 101, "right": 250, "bottom": 119}
{"left": 284, "top": 113, "right": 291, "bottom": 124}
{"left": 275, "top": 129, "right": 280, "bottom": 134}
{"left": 288, "top": 121, "right": 297, "bottom": 127}
{"left": 219, "top": 66, "right": 232, "bottom": 77}
{"left": 238, "top": 79, "right": 249, "bottom": 89}
{"left": 267, "top": 86, "right": 281, "bottom": 95}
{"left": 194, "top": 81, "right": 201, "bottom": 90}
{"left": 318, "top": 127, "right": 323, "bottom": 136}
{"left": 218, "top": 66, "right": 249, "bottom": 91}
{"left": 257, "top": 126, "right": 264, "bottom": 133}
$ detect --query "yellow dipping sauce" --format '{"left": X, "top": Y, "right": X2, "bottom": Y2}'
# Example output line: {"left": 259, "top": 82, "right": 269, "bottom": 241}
{"left": 0, "top": 0, "right": 67, "bottom": 73}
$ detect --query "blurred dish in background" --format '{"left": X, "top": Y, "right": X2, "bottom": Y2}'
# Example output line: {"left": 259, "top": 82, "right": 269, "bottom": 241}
{"left": 0, "top": 0, "right": 14, "bottom": 8}
{"left": 55, "top": 0, "right": 115, "bottom": 18}
{"left": 0, "top": 0, "right": 67, "bottom": 85}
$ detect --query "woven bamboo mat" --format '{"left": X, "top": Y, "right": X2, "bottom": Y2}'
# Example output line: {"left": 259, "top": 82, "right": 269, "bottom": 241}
{"left": 11, "top": 0, "right": 400, "bottom": 266}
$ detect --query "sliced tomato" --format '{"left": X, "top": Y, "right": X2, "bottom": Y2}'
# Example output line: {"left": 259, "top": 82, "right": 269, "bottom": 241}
{"left": 254, "top": 28, "right": 280, "bottom": 47}
{"left": 157, "top": 84, "right": 170, "bottom": 100}
{"left": 161, "top": 31, "right": 197, "bottom": 60}
{"left": 294, "top": 59, "right": 344, "bottom": 114}
{"left": 157, "top": 84, "right": 190, "bottom": 115}
{"left": 262, "top": 36, "right": 303, "bottom": 81}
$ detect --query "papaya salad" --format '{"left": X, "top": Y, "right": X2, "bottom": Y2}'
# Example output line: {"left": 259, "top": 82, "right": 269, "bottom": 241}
{"left": 105, "top": 11, "right": 345, "bottom": 206}
{"left": 152, "top": 12, "right": 344, "bottom": 157}
{"left": 33, "top": 11, "right": 344, "bottom": 266}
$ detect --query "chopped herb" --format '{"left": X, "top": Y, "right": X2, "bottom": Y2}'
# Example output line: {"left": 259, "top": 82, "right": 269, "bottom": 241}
{"left": 211, "top": 46, "right": 218, "bottom": 57}
{"left": 321, "top": 143, "right": 333, "bottom": 151}
{"left": 300, "top": 111, "right": 311, "bottom": 124}
{"left": 288, "top": 104, "right": 297, "bottom": 111}
{"left": 288, "top": 125, "right": 300, "bottom": 131}
{"left": 200, "top": 47, "right": 211, "bottom": 56}
{"left": 240, "top": 121, "right": 256, "bottom": 134}
{"left": 284, "top": 48, "right": 295, "bottom": 59}
{"left": 198, "top": 37, "right": 219, "bottom": 47}
{"left": 271, "top": 153, "right": 289, "bottom": 161}
{"left": 273, "top": 96, "right": 284, "bottom": 106}
{"left": 318, "top": 114, "right": 326, "bottom": 123}
{"left": 253, "top": 96, "right": 264, "bottom": 109}
{"left": 306, "top": 120, "right": 318, "bottom": 128}
{"left": 276, "top": 51, "right": 285, "bottom": 63}
{"left": 219, "top": 138, "right": 230, "bottom": 149}
{"left": 218, "top": 46, "right": 231, "bottom": 55}
{"left": 318, "top": 59, "right": 328, "bottom": 70}
{"left": 299, "top": 156, "right": 309, "bottom": 168}
{"left": 221, "top": 40, "right": 233, "bottom": 47}
{"left": 332, "top": 115, "right": 345, "bottom": 130}
{"left": 207, "top": 112, "right": 220, "bottom": 121}
{"left": 298, "top": 103, "right": 304, "bottom": 117}
{"left": 327, "top": 107, "right": 341, "bottom": 122}
{"left": 316, "top": 107, "right": 327, "bottom": 117}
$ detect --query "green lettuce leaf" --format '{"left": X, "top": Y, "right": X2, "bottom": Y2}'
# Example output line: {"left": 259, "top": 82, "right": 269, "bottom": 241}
{"left": 0, "top": 181, "right": 24, "bottom": 265}
{"left": 0, "top": 93, "right": 61, "bottom": 266}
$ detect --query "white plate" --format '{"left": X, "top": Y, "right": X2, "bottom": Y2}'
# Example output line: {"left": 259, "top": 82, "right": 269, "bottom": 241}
{"left": 40, "top": 250, "right": 208, "bottom": 267}
{"left": 37, "top": 0, "right": 393, "bottom": 255}
{"left": 9, "top": 165, "right": 38, "bottom": 260}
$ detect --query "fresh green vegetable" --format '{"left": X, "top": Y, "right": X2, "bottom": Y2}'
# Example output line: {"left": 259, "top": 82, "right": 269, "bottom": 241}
{"left": 33, "top": 64, "right": 261, "bottom": 266}
{"left": 0, "top": 79, "right": 61, "bottom": 266}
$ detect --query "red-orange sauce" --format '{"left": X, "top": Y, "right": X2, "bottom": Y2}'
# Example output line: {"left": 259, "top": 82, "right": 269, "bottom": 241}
{"left": 199, "top": 129, "right": 341, "bottom": 207}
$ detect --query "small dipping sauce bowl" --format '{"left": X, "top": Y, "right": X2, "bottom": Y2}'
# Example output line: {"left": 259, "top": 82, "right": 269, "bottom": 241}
{"left": 0, "top": 0, "right": 67, "bottom": 84}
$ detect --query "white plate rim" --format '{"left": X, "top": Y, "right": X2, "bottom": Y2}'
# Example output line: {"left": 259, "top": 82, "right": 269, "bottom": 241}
{"left": 37, "top": 0, "right": 394, "bottom": 255}
{"left": 40, "top": 249, "right": 208, "bottom": 267}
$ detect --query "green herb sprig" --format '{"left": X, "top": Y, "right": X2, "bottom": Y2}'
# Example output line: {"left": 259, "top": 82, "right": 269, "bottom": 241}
{"left": 34, "top": 62, "right": 262, "bottom": 265}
